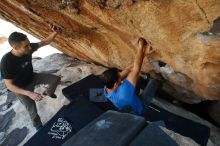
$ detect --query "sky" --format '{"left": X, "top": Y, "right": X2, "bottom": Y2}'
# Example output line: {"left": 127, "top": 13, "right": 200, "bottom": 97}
{"left": 0, "top": 19, "right": 61, "bottom": 60}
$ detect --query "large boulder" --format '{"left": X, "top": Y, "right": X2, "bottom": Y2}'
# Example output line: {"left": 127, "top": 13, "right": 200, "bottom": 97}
{"left": 0, "top": 0, "right": 219, "bottom": 102}
{"left": 33, "top": 53, "right": 75, "bottom": 73}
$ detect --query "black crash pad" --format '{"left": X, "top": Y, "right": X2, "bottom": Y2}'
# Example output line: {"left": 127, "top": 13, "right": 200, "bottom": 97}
{"left": 62, "top": 111, "right": 146, "bottom": 146}
{"left": 24, "top": 98, "right": 104, "bottom": 146}
{"left": 130, "top": 124, "right": 179, "bottom": 146}
{"left": 62, "top": 74, "right": 117, "bottom": 111}
{"left": 62, "top": 74, "right": 104, "bottom": 100}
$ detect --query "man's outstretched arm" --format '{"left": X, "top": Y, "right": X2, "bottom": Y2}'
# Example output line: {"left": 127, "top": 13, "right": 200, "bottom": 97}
{"left": 126, "top": 38, "right": 147, "bottom": 86}
{"left": 38, "top": 24, "right": 61, "bottom": 48}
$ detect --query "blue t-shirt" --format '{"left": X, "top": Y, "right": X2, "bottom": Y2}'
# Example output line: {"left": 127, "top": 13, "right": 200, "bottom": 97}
{"left": 104, "top": 80, "right": 143, "bottom": 115}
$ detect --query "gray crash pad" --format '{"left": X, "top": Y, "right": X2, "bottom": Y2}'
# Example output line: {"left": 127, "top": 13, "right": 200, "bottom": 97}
{"left": 129, "top": 124, "right": 179, "bottom": 146}
{"left": 0, "top": 109, "right": 16, "bottom": 131}
{"left": 62, "top": 110, "right": 146, "bottom": 146}
{"left": 2, "top": 127, "right": 28, "bottom": 146}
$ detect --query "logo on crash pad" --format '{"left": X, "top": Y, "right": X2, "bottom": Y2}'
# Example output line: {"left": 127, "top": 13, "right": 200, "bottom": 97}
{"left": 48, "top": 118, "right": 72, "bottom": 139}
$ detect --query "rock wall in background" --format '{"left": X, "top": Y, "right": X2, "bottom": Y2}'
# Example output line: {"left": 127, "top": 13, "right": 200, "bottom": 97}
{"left": 0, "top": 0, "right": 219, "bottom": 103}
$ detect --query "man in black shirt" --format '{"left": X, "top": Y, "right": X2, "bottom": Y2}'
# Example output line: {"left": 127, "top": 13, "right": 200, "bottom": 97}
{"left": 1, "top": 25, "right": 61, "bottom": 130}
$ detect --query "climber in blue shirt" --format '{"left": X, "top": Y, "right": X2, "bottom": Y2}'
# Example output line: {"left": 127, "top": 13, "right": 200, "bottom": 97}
{"left": 100, "top": 38, "right": 161, "bottom": 115}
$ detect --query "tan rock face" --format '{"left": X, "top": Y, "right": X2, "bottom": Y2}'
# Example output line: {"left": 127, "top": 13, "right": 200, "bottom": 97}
{"left": 0, "top": 0, "right": 219, "bottom": 102}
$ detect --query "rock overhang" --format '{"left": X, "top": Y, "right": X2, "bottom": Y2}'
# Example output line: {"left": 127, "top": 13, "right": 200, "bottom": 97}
{"left": 0, "top": 0, "right": 219, "bottom": 102}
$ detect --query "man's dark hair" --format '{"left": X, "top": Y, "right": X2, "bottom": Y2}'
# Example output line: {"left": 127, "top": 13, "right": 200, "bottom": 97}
{"left": 8, "top": 32, "right": 27, "bottom": 46}
{"left": 100, "top": 68, "right": 119, "bottom": 89}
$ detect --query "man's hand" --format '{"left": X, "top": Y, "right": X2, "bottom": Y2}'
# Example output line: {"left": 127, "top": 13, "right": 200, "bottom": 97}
{"left": 138, "top": 38, "right": 147, "bottom": 50}
{"left": 144, "top": 43, "right": 153, "bottom": 55}
{"left": 49, "top": 24, "right": 62, "bottom": 33}
{"left": 138, "top": 38, "right": 148, "bottom": 56}
{"left": 27, "top": 91, "right": 43, "bottom": 101}
{"left": 38, "top": 24, "right": 62, "bottom": 48}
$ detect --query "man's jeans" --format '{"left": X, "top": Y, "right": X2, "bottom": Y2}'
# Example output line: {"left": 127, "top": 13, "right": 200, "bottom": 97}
{"left": 16, "top": 73, "right": 60, "bottom": 128}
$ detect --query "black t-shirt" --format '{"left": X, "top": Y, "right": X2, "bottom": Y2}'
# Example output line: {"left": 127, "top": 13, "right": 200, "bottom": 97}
{"left": 0, "top": 43, "right": 39, "bottom": 87}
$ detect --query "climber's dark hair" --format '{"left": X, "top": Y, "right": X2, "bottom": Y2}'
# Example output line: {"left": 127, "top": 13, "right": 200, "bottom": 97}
{"left": 100, "top": 68, "right": 119, "bottom": 89}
